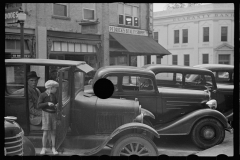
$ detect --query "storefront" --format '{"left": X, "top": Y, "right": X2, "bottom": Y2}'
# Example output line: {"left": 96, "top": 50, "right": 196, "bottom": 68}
{"left": 109, "top": 26, "right": 171, "bottom": 66}
{"left": 5, "top": 4, "right": 35, "bottom": 59}
{"left": 47, "top": 30, "right": 101, "bottom": 70}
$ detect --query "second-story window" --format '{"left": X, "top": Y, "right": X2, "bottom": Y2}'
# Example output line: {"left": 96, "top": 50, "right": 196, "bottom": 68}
{"left": 153, "top": 32, "right": 158, "bottom": 43}
{"left": 174, "top": 30, "right": 179, "bottom": 44}
{"left": 53, "top": 3, "right": 67, "bottom": 17}
{"left": 221, "top": 26, "right": 228, "bottom": 42}
{"left": 203, "top": 27, "right": 209, "bottom": 42}
{"left": 182, "top": 29, "right": 188, "bottom": 43}
{"left": 83, "top": 3, "right": 95, "bottom": 20}
{"left": 118, "top": 3, "right": 139, "bottom": 27}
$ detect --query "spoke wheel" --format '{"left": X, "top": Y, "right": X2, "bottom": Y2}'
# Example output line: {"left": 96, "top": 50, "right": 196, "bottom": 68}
{"left": 191, "top": 118, "right": 225, "bottom": 149}
{"left": 111, "top": 134, "right": 158, "bottom": 156}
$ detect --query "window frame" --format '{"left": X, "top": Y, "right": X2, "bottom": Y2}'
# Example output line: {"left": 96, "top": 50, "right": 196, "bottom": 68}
{"left": 221, "top": 26, "right": 228, "bottom": 42}
{"left": 172, "top": 55, "right": 178, "bottom": 65}
{"left": 182, "top": 29, "right": 188, "bottom": 43}
{"left": 184, "top": 54, "right": 190, "bottom": 66}
{"left": 83, "top": 8, "right": 95, "bottom": 20}
{"left": 174, "top": 30, "right": 179, "bottom": 44}
{"left": 203, "top": 27, "right": 209, "bottom": 42}
{"left": 53, "top": 3, "right": 68, "bottom": 17}
{"left": 202, "top": 54, "right": 209, "bottom": 64}
{"left": 218, "top": 54, "right": 230, "bottom": 64}
{"left": 118, "top": 3, "right": 139, "bottom": 27}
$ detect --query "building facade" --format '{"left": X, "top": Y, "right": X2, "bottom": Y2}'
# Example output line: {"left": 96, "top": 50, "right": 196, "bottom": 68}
{"left": 5, "top": 3, "right": 170, "bottom": 70}
{"left": 153, "top": 3, "right": 234, "bottom": 66}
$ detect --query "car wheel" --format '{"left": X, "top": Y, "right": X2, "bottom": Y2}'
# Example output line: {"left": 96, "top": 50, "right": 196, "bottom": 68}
{"left": 111, "top": 134, "right": 158, "bottom": 156}
{"left": 191, "top": 118, "right": 225, "bottom": 149}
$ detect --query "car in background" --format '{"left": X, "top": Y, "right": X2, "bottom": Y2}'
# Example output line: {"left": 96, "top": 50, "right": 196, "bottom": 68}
{"left": 86, "top": 65, "right": 233, "bottom": 149}
{"left": 143, "top": 64, "right": 233, "bottom": 125}
{"left": 194, "top": 64, "right": 234, "bottom": 85}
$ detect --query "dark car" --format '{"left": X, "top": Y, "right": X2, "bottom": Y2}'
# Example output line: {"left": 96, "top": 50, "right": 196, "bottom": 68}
{"left": 86, "top": 65, "right": 233, "bottom": 149}
{"left": 194, "top": 64, "right": 234, "bottom": 85}
{"left": 5, "top": 59, "right": 159, "bottom": 156}
{"left": 5, "top": 116, "right": 35, "bottom": 156}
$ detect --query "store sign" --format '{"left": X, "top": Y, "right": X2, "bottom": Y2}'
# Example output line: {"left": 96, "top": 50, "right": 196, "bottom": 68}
{"left": 173, "top": 13, "right": 234, "bottom": 22}
{"left": 109, "top": 26, "right": 148, "bottom": 36}
{"left": 6, "top": 54, "right": 31, "bottom": 59}
{"left": 5, "top": 7, "right": 21, "bottom": 26}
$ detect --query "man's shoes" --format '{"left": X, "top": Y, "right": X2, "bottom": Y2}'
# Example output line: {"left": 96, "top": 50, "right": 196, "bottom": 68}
{"left": 52, "top": 148, "right": 58, "bottom": 155}
{"left": 40, "top": 148, "right": 46, "bottom": 155}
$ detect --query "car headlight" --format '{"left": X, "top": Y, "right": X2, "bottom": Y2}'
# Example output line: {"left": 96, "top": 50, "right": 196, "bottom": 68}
{"left": 206, "top": 99, "right": 217, "bottom": 109}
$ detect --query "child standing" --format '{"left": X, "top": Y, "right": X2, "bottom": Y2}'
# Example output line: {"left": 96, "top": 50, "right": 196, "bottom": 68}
{"left": 38, "top": 80, "right": 59, "bottom": 155}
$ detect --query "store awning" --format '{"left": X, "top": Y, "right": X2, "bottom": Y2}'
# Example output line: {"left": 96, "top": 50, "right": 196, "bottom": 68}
{"left": 110, "top": 33, "right": 171, "bottom": 56}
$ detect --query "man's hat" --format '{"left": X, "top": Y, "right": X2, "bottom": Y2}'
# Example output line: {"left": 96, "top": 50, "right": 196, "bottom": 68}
{"left": 27, "top": 71, "right": 40, "bottom": 80}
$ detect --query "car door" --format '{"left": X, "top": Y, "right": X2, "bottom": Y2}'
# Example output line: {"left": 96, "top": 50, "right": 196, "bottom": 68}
{"left": 5, "top": 64, "right": 29, "bottom": 134}
{"left": 55, "top": 67, "right": 72, "bottom": 149}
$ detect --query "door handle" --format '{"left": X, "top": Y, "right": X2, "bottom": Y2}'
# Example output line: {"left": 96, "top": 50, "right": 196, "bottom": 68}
{"left": 180, "top": 112, "right": 185, "bottom": 115}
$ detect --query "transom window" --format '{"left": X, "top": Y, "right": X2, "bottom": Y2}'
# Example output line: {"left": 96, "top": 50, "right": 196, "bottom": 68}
{"left": 53, "top": 3, "right": 67, "bottom": 17}
{"left": 118, "top": 3, "right": 139, "bottom": 27}
{"left": 51, "top": 42, "right": 96, "bottom": 53}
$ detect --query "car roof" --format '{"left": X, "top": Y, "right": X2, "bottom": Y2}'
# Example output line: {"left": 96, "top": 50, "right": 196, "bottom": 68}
{"left": 5, "top": 59, "right": 86, "bottom": 66}
{"left": 194, "top": 64, "right": 234, "bottom": 71}
{"left": 95, "top": 65, "right": 155, "bottom": 77}
{"left": 142, "top": 64, "right": 213, "bottom": 74}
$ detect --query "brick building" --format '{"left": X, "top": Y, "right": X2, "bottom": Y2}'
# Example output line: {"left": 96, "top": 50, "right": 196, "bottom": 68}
{"left": 5, "top": 3, "right": 171, "bottom": 70}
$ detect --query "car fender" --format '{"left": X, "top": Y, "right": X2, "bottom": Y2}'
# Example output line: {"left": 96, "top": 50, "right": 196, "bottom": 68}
{"left": 141, "top": 108, "right": 155, "bottom": 119}
{"left": 22, "top": 136, "right": 36, "bottom": 156}
{"left": 155, "top": 109, "right": 228, "bottom": 135}
{"left": 84, "top": 122, "right": 159, "bottom": 156}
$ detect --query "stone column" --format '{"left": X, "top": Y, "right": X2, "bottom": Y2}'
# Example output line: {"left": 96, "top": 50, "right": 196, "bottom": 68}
{"left": 36, "top": 26, "right": 47, "bottom": 59}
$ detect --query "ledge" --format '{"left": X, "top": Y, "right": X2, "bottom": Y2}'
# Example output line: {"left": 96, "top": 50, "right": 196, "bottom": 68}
{"left": 51, "top": 15, "right": 71, "bottom": 21}
{"left": 78, "top": 20, "right": 99, "bottom": 26}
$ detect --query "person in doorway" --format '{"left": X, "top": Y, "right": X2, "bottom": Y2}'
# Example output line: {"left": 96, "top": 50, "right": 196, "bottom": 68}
{"left": 38, "top": 80, "right": 59, "bottom": 155}
{"left": 13, "top": 71, "right": 42, "bottom": 125}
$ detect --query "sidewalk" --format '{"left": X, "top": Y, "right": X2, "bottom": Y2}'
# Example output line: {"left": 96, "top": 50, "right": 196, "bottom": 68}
{"left": 195, "top": 132, "right": 233, "bottom": 156}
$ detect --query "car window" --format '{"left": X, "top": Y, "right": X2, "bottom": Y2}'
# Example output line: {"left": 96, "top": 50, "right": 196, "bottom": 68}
{"left": 122, "top": 76, "right": 154, "bottom": 92}
{"left": 184, "top": 74, "right": 212, "bottom": 90}
{"left": 216, "top": 71, "right": 230, "bottom": 82}
{"left": 106, "top": 76, "right": 118, "bottom": 91}
{"left": 6, "top": 65, "right": 25, "bottom": 96}
{"left": 74, "top": 71, "right": 84, "bottom": 94}
{"left": 155, "top": 72, "right": 183, "bottom": 88}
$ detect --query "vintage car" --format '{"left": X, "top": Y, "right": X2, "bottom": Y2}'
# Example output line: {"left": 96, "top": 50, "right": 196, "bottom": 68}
{"left": 5, "top": 59, "right": 159, "bottom": 156}
{"left": 5, "top": 116, "right": 36, "bottom": 156}
{"left": 194, "top": 64, "right": 234, "bottom": 85}
{"left": 86, "top": 65, "right": 233, "bottom": 149}
{"left": 143, "top": 64, "right": 233, "bottom": 124}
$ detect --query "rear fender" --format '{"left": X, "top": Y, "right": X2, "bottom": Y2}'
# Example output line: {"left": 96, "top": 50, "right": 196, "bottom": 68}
{"left": 141, "top": 108, "right": 155, "bottom": 119}
{"left": 155, "top": 109, "right": 228, "bottom": 135}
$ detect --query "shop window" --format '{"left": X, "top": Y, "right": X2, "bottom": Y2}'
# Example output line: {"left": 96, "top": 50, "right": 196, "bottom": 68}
{"left": 75, "top": 44, "right": 81, "bottom": 52}
{"left": 203, "top": 27, "right": 209, "bottom": 42}
{"left": 218, "top": 55, "right": 230, "bottom": 64}
{"left": 5, "top": 39, "right": 29, "bottom": 50}
{"left": 118, "top": 3, "right": 139, "bottom": 27}
{"left": 221, "top": 26, "right": 228, "bottom": 42}
{"left": 81, "top": 44, "right": 87, "bottom": 52}
{"left": 87, "top": 45, "right": 93, "bottom": 52}
{"left": 53, "top": 42, "right": 61, "bottom": 51}
{"left": 184, "top": 54, "right": 189, "bottom": 66}
{"left": 182, "top": 29, "right": 188, "bottom": 43}
{"left": 68, "top": 43, "right": 74, "bottom": 52}
{"left": 83, "top": 3, "right": 95, "bottom": 20}
{"left": 202, "top": 54, "right": 209, "bottom": 64}
{"left": 153, "top": 32, "right": 158, "bottom": 43}
{"left": 53, "top": 3, "right": 67, "bottom": 17}
{"left": 174, "top": 30, "right": 179, "bottom": 44}
{"left": 172, "top": 55, "right": 177, "bottom": 65}
{"left": 61, "top": 42, "right": 68, "bottom": 51}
